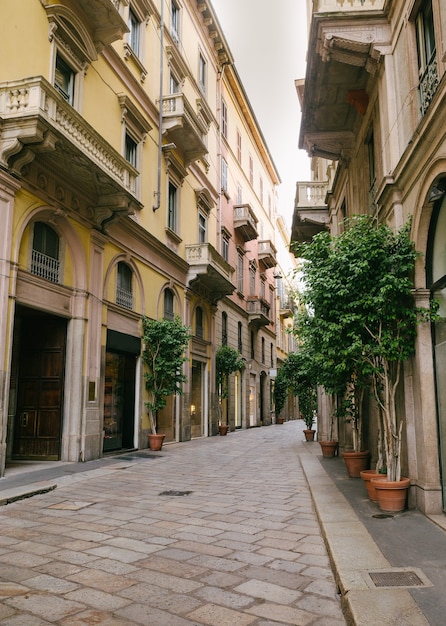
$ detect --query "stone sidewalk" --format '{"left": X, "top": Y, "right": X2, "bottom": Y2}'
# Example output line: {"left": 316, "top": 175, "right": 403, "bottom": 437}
{"left": 0, "top": 421, "right": 346, "bottom": 625}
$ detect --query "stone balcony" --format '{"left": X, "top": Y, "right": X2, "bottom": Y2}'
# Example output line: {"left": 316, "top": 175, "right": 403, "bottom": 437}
{"left": 233, "top": 204, "right": 258, "bottom": 242}
{"left": 291, "top": 182, "right": 330, "bottom": 244}
{"left": 186, "top": 243, "right": 235, "bottom": 303}
{"left": 258, "top": 240, "right": 277, "bottom": 269}
{"left": 0, "top": 76, "right": 141, "bottom": 228}
{"left": 162, "top": 93, "right": 208, "bottom": 165}
{"left": 314, "top": 0, "right": 386, "bottom": 13}
{"left": 247, "top": 297, "right": 271, "bottom": 328}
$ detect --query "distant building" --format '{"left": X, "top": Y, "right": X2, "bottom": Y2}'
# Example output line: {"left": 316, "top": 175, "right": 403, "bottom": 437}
{"left": 293, "top": 0, "right": 446, "bottom": 515}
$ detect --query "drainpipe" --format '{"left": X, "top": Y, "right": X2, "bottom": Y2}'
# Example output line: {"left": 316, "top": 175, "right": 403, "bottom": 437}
{"left": 153, "top": 0, "right": 165, "bottom": 211}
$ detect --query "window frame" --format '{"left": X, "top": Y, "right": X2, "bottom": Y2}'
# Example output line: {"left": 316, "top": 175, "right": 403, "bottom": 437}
{"left": 31, "top": 222, "right": 61, "bottom": 284}
{"left": 171, "top": 0, "right": 180, "bottom": 44}
{"left": 164, "top": 288, "right": 175, "bottom": 321}
{"left": 116, "top": 261, "right": 134, "bottom": 310}
{"left": 168, "top": 180, "right": 179, "bottom": 233}
{"left": 198, "top": 52, "right": 207, "bottom": 94}
{"left": 221, "top": 99, "right": 228, "bottom": 139}
{"left": 221, "top": 157, "right": 228, "bottom": 194}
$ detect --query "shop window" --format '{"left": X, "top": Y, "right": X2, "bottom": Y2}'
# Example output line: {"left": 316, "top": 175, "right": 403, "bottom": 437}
{"left": 116, "top": 262, "right": 133, "bottom": 310}
{"left": 164, "top": 288, "right": 175, "bottom": 320}
{"left": 31, "top": 222, "right": 60, "bottom": 283}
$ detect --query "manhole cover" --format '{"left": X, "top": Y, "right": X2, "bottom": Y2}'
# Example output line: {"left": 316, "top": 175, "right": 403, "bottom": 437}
{"left": 367, "top": 569, "right": 431, "bottom": 588}
{"left": 159, "top": 490, "right": 193, "bottom": 497}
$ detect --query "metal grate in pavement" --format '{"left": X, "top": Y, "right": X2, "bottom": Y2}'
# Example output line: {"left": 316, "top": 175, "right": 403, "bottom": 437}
{"left": 159, "top": 490, "right": 193, "bottom": 497}
{"left": 366, "top": 568, "right": 432, "bottom": 589}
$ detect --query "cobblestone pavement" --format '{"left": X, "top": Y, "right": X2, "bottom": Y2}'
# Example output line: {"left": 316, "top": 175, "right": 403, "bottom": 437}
{"left": 0, "top": 421, "right": 346, "bottom": 625}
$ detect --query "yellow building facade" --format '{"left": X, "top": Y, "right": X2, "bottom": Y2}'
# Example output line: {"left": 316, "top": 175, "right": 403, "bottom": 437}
{"left": 0, "top": 0, "right": 281, "bottom": 473}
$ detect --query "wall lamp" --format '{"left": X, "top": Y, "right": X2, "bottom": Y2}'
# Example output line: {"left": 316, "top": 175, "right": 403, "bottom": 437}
{"left": 428, "top": 184, "right": 446, "bottom": 203}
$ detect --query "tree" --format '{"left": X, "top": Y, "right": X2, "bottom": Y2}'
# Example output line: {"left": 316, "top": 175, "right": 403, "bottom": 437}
{"left": 275, "top": 351, "right": 317, "bottom": 430}
{"left": 293, "top": 216, "right": 437, "bottom": 480}
{"left": 215, "top": 345, "right": 244, "bottom": 426}
{"left": 142, "top": 316, "right": 191, "bottom": 435}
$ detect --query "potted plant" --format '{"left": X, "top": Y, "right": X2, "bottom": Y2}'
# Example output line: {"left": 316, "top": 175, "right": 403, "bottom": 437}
{"left": 318, "top": 395, "right": 338, "bottom": 458}
{"left": 294, "top": 216, "right": 438, "bottom": 505}
{"left": 141, "top": 316, "right": 191, "bottom": 450}
{"left": 273, "top": 366, "right": 289, "bottom": 424}
{"left": 215, "top": 345, "right": 244, "bottom": 435}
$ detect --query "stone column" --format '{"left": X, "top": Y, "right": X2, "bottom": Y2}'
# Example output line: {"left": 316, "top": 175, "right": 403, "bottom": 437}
{"left": 0, "top": 171, "right": 21, "bottom": 477}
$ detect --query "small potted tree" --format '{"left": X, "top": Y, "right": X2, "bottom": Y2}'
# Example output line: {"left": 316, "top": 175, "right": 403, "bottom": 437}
{"left": 141, "top": 316, "right": 191, "bottom": 450}
{"left": 277, "top": 351, "right": 317, "bottom": 441}
{"left": 215, "top": 345, "right": 245, "bottom": 435}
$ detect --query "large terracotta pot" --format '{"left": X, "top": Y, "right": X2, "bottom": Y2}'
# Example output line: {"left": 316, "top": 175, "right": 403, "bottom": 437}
{"left": 148, "top": 433, "right": 165, "bottom": 451}
{"left": 341, "top": 450, "right": 370, "bottom": 477}
{"left": 319, "top": 441, "right": 338, "bottom": 458}
{"left": 303, "top": 429, "right": 316, "bottom": 442}
{"left": 218, "top": 425, "right": 229, "bottom": 436}
{"left": 371, "top": 476, "right": 410, "bottom": 513}
{"left": 360, "top": 469, "right": 386, "bottom": 502}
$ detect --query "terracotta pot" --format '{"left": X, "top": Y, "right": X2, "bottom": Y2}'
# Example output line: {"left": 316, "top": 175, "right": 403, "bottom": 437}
{"left": 218, "top": 425, "right": 229, "bottom": 436}
{"left": 303, "top": 429, "right": 316, "bottom": 442}
{"left": 319, "top": 441, "right": 338, "bottom": 458}
{"left": 360, "top": 469, "right": 386, "bottom": 502}
{"left": 371, "top": 476, "right": 410, "bottom": 513}
{"left": 148, "top": 433, "right": 165, "bottom": 451}
{"left": 277, "top": 418, "right": 284, "bottom": 424}
{"left": 341, "top": 450, "right": 370, "bottom": 477}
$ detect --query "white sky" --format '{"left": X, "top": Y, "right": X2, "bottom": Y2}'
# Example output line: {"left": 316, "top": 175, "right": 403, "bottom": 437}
{"left": 211, "top": 0, "right": 311, "bottom": 228}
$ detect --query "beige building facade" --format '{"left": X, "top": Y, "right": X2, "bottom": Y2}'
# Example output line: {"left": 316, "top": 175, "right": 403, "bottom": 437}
{"left": 0, "top": 0, "right": 282, "bottom": 475}
{"left": 293, "top": 0, "right": 446, "bottom": 515}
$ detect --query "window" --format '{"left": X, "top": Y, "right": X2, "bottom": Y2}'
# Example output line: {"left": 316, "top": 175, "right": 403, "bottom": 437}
{"left": 237, "top": 253, "right": 244, "bottom": 293}
{"left": 54, "top": 54, "right": 74, "bottom": 104}
{"left": 237, "top": 130, "right": 242, "bottom": 163}
{"left": 238, "top": 322, "right": 243, "bottom": 354}
{"left": 171, "top": 0, "right": 180, "bottom": 44}
{"left": 222, "top": 232, "right": 229, "bottom": 262}
{"left": 198, "top": 53, "right": 206, "bottom": 93}
{"left": 195, "top": 306, "right": 203, "bottom": 338}
{"left": 198, "top": 211, "right": 207, "bottom": 243}
{"left": 116, "top": 262, "right": 133, "bottom": 310}
{"left": 260, "top": 277, "right": 265, "bottom": 301}
{"left": 221, "top": 99, "right": 228, "bottom": 139}
{"left": 31, "top": 222, "right": 60, "bottom": 283}
{"left": 259, "top": 176, "right": 264, "bottom": 205}
{"left": 249, "top": 262, "right": 256, "bottom": 295}
{"left": 222, "top": 312, "right": 228, "bottom": 345}
{"left": 125, "top": 133, "right": 138, "bottom": 168}
{"left": 270, "top": 343, "right": 274, "bottom": 368}
{"left": 164, "top": 289, "right": 174, "bottom": 320}
{"left": 168, "top": 181, "right": 178, "bottom": 232}
{"left": 128, "top": 7, "right": 141, "bottom": 56}
{"left": 170, "top": 73, "right": 179, "bottom": 95}
{"left": 250, "top": 330, "right": 255, "bottom": 359}
{"left": 221, "top": 158, "right": 228, "bottom": 194}
{"left": 237, "top": 185, "right": 243, "bottom": 205}
{"left": 261, "top": 337, "right": 265, "bottom": 364}
{"left": 416, "top": 0, "right": 438, "bottom": 115}
{"left": 249, "top": 155, "right": 254, "bottom": 185}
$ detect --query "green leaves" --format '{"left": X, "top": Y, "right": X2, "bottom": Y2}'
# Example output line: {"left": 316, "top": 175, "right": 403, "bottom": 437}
{"left": 216, "top": 345, "right": 244, "bottom": 399}
{"left": 142, "top": 316, "right": 191, "bottom": 431}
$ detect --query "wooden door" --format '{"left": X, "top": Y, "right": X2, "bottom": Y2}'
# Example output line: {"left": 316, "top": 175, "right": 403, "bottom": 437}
{"left": 13, "top": 316, "right": 66, "bottom": 459}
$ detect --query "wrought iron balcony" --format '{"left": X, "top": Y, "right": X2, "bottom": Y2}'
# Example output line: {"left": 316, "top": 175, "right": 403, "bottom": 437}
{"left": 419, "top": 54, "right": 439, "bottom": 117}
{"left": 291, "top": 182, "right": 330, "bottom": 243}
{"left": 233, "top": 204, "right": 258, "bottom": 242}
{"left": 247, "top": 297, "right": 271, "bottom": 328}
{"left": 258, "top": 240, "right": 277, "bottom": 269}
{"left": 186, "top": 243, "right": 235, "bottom": 303}
{"left": 0, "top": 77, "right": 141, "bottom": 228}
{"left": 162, "top": 93, "right": 208, "bottom": 165}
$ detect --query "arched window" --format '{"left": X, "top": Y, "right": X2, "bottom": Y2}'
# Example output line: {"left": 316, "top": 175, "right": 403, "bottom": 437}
{"left": 31, "top": 222, "right": 60, "bottom": 283}
{"left": 164, "top": 289, "right": 174, "bottom": 320}
{"left": 195, "top": 306, "right": 204, "bottom": 338}
{"left": 116, "top": 262, "right": 133, "bottom": 310}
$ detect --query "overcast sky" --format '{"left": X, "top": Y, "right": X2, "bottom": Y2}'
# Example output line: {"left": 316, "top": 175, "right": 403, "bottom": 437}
{"left": 211, "top": 0, "right": 310, "bottom": 228}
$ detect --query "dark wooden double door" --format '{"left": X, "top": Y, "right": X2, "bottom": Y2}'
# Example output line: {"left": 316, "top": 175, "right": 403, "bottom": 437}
{"left": 13, "top": 315, "right": 66, "bottom": 460}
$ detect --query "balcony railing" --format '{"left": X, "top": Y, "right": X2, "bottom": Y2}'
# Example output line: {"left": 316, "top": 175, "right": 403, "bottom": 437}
{"left": 233, "top": 204, "right": 258, "bottom": 242}
{"left": 314, "top": 0, "right": 386, "bottom": 13}
{"left": 116, "top": 287, "right": 133, "bottom": 310}
{"left": 419, "top": 54, "right": 439, "bottom": 117}
{"left": 258, "top": 240, "right": 277, "bottom": 269}
{"left": 162, "top": 93, "right": 208, "bottom": 164}
{"left": 247, "top": 297, "right": 271, "bottom": 328}
{"left": 296, "top": 182, "right": 328, "bottom": 208}
{"left": 186, "top": 243, "right": 234, "bottom": 303}
{"left": 31, "top": 250, "right": 60, "bottom": 283}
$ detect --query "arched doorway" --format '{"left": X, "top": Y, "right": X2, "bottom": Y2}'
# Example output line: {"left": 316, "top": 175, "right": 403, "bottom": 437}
{"left": 427, "top": 184, "right": 446, "bottom": 510}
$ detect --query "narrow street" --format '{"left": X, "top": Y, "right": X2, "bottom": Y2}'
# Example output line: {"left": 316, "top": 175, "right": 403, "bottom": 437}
{"left": 0, "top": 421, "right": 345, "bottom": 625}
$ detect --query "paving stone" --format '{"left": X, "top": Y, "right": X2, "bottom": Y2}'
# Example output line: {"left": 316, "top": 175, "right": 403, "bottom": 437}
{"left": 0, "top": 582, "right": 29, "bottom": 598}
{"left": 5, "top": 592, "right": 85, "bottom": 622}
{"left": 186, "top": 602, "right": 257, "bottom": 625}
{"left": 24, "top": 574, "right": 79, "bottom": 593}
{"left": 245, "top": 601, "right": 317, "bottom": 625}
{"left": 194, "top": 585, "right": 255, "bottom": 609}
{"left": 61, "top": 608, "right": 136, "bottom": 625}
{"left": 234, "top": 579, "right": 302, "bottom": 604}
{"left": 118, "top": 582, "right": 202, "bottom": 614}
{"left": 64, "top": 587, "right": 131, "bottom": 611}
